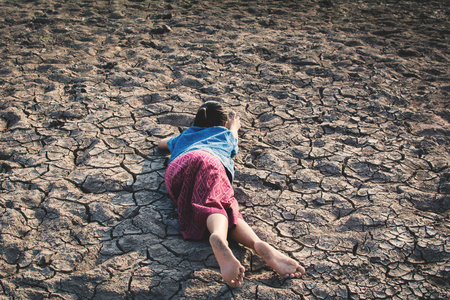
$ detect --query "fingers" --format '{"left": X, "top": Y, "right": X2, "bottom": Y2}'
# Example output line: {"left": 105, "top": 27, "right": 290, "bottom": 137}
{"left": 229, "top": 111, "right": 238, "bottom": 122}
{"left": 230, "top": 111, "right": 241, "bottom": 125}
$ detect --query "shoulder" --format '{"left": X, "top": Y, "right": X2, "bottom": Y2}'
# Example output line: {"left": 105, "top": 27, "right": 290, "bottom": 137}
{"left": 186, "top": 126, "right": 230, "bottom": 135}
{"left": 171, "top": 127, "right": 201, "bottom": 139}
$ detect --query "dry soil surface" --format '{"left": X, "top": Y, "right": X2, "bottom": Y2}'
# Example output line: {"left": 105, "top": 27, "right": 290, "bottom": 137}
{"left": 0, "top": 0, "right": 449, "bottom": 299}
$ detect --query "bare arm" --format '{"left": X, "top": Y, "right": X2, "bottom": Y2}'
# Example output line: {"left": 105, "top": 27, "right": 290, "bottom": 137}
{"left": 158, "top": 137, "right": 170, "bottom": 151}
{"left": 227, "top": 112, "right": 241, "bottom": 141}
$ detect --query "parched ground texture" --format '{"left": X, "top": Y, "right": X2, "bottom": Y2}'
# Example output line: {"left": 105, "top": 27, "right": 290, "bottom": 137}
{"left": 0, "top": 0, "right": 449, "bottom": 299}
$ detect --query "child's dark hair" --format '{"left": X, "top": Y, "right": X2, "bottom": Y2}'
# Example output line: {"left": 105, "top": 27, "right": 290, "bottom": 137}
{"left": 193, "top": 101, "right": 229, "bottom": 127}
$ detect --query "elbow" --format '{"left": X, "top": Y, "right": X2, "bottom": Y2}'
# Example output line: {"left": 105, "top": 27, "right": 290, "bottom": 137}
{"left": 158, "top": 139, "right": 169, "bottom": 150}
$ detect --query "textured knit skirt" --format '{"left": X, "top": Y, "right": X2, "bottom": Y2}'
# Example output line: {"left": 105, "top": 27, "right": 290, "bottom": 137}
{"left": 164, "top": 150, "right": 243, "bottom": 240}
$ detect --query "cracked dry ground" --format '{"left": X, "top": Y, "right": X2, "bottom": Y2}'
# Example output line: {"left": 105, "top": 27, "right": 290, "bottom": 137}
{"left": 0, "top": 0, "right": 449, "bottom": 299}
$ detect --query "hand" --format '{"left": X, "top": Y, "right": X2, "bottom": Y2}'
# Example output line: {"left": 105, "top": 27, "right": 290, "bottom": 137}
{"left": 229, "top": 111, "right": 241, "bottom": 130}
{"left": 228, "top": 111, "right": 240, "bottom": 139}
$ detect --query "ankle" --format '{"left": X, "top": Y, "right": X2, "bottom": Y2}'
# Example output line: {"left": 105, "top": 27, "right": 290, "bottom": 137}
{"left": 210, "top": 233, "right": 228, "bottom": 247}
{"left": 254, "top": 240, "right": 267, "bottom": 248}
{"left": 254, "top": 241, "right": 270, "bottom": 255}
{"left": 245, "top": 238, "right": 263, "bottom": 251}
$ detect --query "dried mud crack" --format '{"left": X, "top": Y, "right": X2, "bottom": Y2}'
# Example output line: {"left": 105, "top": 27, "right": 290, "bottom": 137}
{"left": 0, "top": 0, "right": 449, "bottom": 299}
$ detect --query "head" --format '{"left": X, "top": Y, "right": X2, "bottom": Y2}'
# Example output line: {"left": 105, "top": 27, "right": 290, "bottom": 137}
{"left": 193, "top": 101, "right": 229, "bottom": 128}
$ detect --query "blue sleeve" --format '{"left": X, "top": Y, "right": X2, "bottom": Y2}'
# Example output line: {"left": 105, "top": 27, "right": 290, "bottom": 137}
{"left": 167, "top": 134, "right": 179, "bottom": 153}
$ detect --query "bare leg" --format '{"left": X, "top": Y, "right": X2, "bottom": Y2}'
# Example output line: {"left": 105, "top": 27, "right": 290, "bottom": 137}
{"left": 230, "top": 218, "right": 305, "bottom": 278}
{"left": 207, "top": 213, "right": 245, "bottom": 287}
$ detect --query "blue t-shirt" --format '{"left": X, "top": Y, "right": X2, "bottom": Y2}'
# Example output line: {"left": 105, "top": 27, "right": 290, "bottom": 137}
{"left": 167, "top": 126, "right": 238, "bottom": 182}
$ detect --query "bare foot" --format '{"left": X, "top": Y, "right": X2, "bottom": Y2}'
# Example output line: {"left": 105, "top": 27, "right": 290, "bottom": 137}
{"left": 254, "top": 241, "right": 305, "bottom": 278}
{"left": 210, "top": 233, "right": 245, "bottom": 287}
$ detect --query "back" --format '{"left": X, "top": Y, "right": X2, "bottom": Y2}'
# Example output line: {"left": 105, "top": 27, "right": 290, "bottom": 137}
{"left": 167, "top": 126, "right": 238, "bottom": 181}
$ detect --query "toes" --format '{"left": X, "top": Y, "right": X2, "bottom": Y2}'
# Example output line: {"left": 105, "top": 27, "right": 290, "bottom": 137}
{"left": 228, "top": 279, "right": 238, "bottom": 287}
{"left": 238, "top": 267, "right": 245, "bottom": 279}
{"left": 282, "top": 270, "right": 305, "bottom": 279}
{"left": 225, "top": 271, "right": 245, "bottom": 288}
{"left": 297, "top": 266, "right": 306, "bottom": 275}
{"left": 228, "top": 278, "right": 242, "bottom": 288}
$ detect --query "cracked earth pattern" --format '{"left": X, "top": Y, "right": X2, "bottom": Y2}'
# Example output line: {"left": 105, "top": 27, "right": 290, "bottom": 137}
{"left": 0, "top": 0, "right": 449, "bottom": 299}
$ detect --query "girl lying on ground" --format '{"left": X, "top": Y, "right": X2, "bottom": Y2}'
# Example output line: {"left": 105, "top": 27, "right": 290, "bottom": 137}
{"left": 158, "top": 101, "right": 305, "bottom": 287}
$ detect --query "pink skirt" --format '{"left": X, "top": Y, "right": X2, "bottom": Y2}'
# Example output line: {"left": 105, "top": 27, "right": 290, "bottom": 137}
{"left": 164, "top": 150, "right": 243, "bottom": 240}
